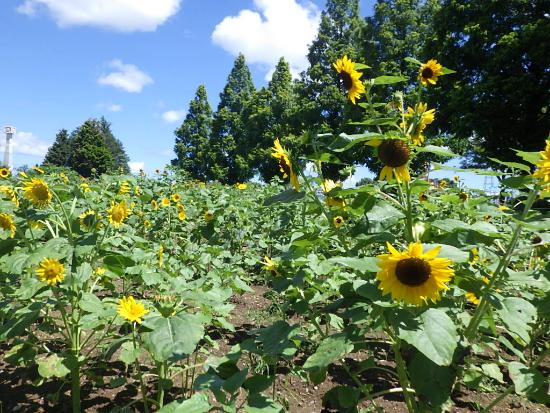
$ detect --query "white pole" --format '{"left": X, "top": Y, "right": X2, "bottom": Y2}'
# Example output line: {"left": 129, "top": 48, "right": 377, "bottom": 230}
{"left": 3, "top": 126, "right": 15, "bottom": 169}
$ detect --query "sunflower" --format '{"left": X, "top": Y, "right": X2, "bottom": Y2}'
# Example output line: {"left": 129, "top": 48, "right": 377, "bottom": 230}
{"left": 178, "top": 211, "right": 186, "bottom": 221}
{"left": 419, "top": 193, "right": 428, "bottom": 202}
{"left": 158, "top": 245, "right": 164, "bottom": 268}
{"left": 533, "top": 140, "right": 550, "bottom": 189}
{"left": 419, "top": 59, "right": 443, "bottom": 86}
{"left": 465, "top": 292, "right": 480, "bottom": 305}
{"left": 107, "top": 201, "right": 129, "bottom": 228}
{"left": 80, "top": 182, "right": 91, "bottom": 193}
{"left": 36, "top": 258, "right": 65, "bottom": 286}
{"left": 0, "top": 185, "right": 19, "bottom": 207}
{"left": 118, "top": 181, "right": 131, "bottom": 195}
{"left": 171, "top": 193, "right": 181, "bottom": 202}
{"left": 333, "top": 216, "right": 344, "bottom": 228}
{"left": 333, "top": 55, "right": 365, "bottom": 104}
{"left": 271, "top": 139, "right": 300, "bottom": 191}
{"left": 79, "top": 209, "right": 97, "bottom": 230}
{"left": 0, "top": 213, "right": 16, "bottom": 238}
{"left": 458, "top": 192, "right": 469, "bottom": 202}
{"left": 376, "top": 242, "right": 454, "bottom": 306}
{"left": 262, "top": 256, "right": 280, "bottom": 276}
{"left": 161, "top": 198, "right": 171, "bottom": 207}
{"left": 23, "top": 178, "right": 52, "bottom": 208}
{"left": 402, "top": 102, "right": 435, "bottom": 146}
{"left": 204, "top": 210, "right": 214, "bottom": 222}
{"left": 32, "top": 166, "right": 45, "bottom": 174}
{"left": 368, "top": 139, "right": 411, "bottom": 183}
{"left": 0, "top": 168, "right": 10, "bottom": 179}
{"left": 236, "top": 183, "right": 248, "bottom": 190}
{"left": 151, "top": 199, "right": 158, "bottom": 210}
{"left": 144, "top": 219, "right": 152, "bottom": 227}
{"left": 176, "top": 203, "right": 185, "bottom": 212}
{"left": 322, "top": 179, "right": 345, "bottom": 208}
{"left": 117, "top": 296, "right": 149, "bottom": 324}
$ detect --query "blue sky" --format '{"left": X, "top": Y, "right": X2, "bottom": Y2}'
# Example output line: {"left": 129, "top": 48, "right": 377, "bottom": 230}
{"left": 0, "top": 0, "right": 488, "bottom": 189}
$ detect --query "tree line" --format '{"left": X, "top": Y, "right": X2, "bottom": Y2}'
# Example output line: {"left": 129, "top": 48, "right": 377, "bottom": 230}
{"left": 172, "top": 0, "right": 549, "bottom": 184}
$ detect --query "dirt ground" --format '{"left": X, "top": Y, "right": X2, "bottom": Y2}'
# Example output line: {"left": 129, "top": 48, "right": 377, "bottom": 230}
{"left": 1, "top": 285, "right": 549, "bottom": 413}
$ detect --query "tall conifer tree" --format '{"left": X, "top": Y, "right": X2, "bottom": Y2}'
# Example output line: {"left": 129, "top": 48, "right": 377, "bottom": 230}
{"left": 210, "top": 54, "right": 255, "bottom": 183}
{"left": 172, "top": 85, "right": 213, "bottom": 180}
{"left": 68, "top": 120, "right": 115, "bottom": 177}
{"left": 43, "top": 129, "right": 71, "bottom": 167}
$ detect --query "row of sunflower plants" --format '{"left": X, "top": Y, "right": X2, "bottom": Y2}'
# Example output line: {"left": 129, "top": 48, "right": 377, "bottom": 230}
{"left": 249, "top": 57, "right": 550, "bottom": 412}
{"left": 0, "top": 166, "right": 303, "bottom": 412}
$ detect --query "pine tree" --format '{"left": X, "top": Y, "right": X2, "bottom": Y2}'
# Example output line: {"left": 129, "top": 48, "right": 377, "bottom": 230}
{"left": 94, "top": 117, "right": 130, "bottom": 173}
{"left": 43, "top": 129, "right": 71, "bottom": 167}
{"left": 68, "top": 120, "right": 115, "bottom": 177}
{"left": 172, "top": 85, "right": 213, "bottom": 180}
{"left": 210, "top": 54, "right": 256, "bottom": 183}
{"left": 245, "top": 58, "right": 300, "bottom": 182}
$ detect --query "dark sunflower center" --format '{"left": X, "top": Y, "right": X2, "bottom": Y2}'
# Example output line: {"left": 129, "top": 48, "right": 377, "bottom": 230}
{"left": 421, "top": 67, "right": 434, "bottom": 79}
{"left": 339, "top": 72, "right": 353, "bottom": 91}
{"left": 378, "top": 140, "right": 410, "bottom": 167}
{"left": 395, "top": 258, "right": 431, "bottom": 286}
{"left": 336, "top": 218, "right": 342, "bottom": 223}
{"left": 279, "top": 158, "right": 291, "bottom": 176}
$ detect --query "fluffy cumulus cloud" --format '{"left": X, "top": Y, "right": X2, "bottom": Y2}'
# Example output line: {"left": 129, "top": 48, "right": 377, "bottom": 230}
{"left": 128, "top": 161, "right": 145, "bottom": 174}
{"left": 98, "top": 60, "right": 153, "bottom": 93}
{"left": 98, "top": 103, "right": 123, "bottom": 112}
{"left": 162, "top": 109, "right": 186, "bottom": 123}
{"left": 212, "top": 0, "right": 320, "bottom": 79}
{"left": 2, "top": 131, "right": 51, "bottom": 157}
{"left": 16, "top": 0, "right": 181, "bottom": 32}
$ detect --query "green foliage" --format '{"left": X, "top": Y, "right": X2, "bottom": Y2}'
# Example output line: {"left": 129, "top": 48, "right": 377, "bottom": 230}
{"left": 427, "top": 0, "right": 550, "bottom": 168}
{"left": 43, "top": 129, "right": 71, "bottom": 167}
{"left": 210, "top": 54, "right": 256, "bottom": 183}
{"left": 94, "top": 117, "right": 130, "bottom": 173}
{"left": 68, "top": 120, "right": 115, "bottom": 177}
{"left": 172, "top": 85, "right": 213, "bottom": 180}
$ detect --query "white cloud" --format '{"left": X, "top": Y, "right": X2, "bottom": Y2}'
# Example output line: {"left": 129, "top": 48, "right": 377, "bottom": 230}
{"left": 162, "top": 109, "right": 186, "bottom": 123}
{"left": 98, "top": 60, "right": 153, "bottom": 93}
{"left": 16, "top": 0, "right": 182, "bottom": 32}
{"left": 98, "top": 103, "right": 123, "bottom": 112}
{"left": 212, "top": 0, "right": 320, "bottom": 78}
{"left": 3, "top": 131, "right": 51, "bottom": 157}
{"left": 129, "top": 161, "right": 145, "bottom": 174}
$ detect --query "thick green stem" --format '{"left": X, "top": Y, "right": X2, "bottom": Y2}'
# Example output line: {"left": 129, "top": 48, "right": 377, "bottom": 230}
{"left": 132, "top": 326, "right": 149, "bottom": 413}
{"left": 70, "top": 324, "right": 81, "bottom": 413}
{"left": 392, "top": 339, "right": 418, "bottom": 413}
{"left": 464, "top": 188, "right": 538, "bottom": 340}
{"left": 157, "top": 361, "right": 166, "bottom": 408}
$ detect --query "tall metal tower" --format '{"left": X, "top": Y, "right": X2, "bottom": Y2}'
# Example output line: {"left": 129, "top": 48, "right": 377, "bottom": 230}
{"left": 3, "top": 126, "right": 15, "bottom": 169}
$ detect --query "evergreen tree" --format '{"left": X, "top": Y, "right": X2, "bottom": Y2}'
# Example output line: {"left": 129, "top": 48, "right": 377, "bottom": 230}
{"left": 210, "top": 54, "right": 256, "bottom": 183}
{"left": 94, "top": 117, "right": 130, "bottom": 173}
{"left": 68, "top": 120, "right": 115, "bottom": 177}
{"left": 245, "top": 58, "right": 300, "bottom": 182}
{"left": 172, "top": 85, "right": 213, "bottom": 180}
{"left": 296, "top": 0, "right": 367, "bottom": 179}
{"left": 427, "top": 0, "right": 550, "bottom": 168}
{"left": 43, "top": 129, "right": 71, "bottom": 167}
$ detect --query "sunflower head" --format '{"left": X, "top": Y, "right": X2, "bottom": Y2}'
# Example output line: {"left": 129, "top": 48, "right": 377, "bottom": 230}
{"left": 0, "top": 168, "right": 10, "bottom": 179}
{"left": 161, "top": 198, "right": 171, "bottom": 207}
{"left": 402, "top": 102, "right": 436, "bottom": 146}
{"left": 171, "top": 193, "right": 181, "bottom": 202}
{"left": 23, "top": 178, "right": 52, "bottom": 208}
{"left": 0, "top": 185, "right": 19, "bottom": 207}
{"left": 107, "top": 201, "right": 129, "bottom": 228}
{"left": 178, "top": 211, "right": 186, "bottom": 221}
{"left": 32, "top": 166, "right": 45, "bottom": 174}
{"left": 376, "top": 242, "right": 454, "bottom": 306}
{"left": 236, "top": 183, "right": 248, "bottom": 190}
{"left": 262, "top": 256, "right": 280, "bottom": 275}
{"left": 117, "top": 296, "right": 149, "bottom": 324}
{"left": 333, "top": 55, "right": 365, "bottom": 104}
{"left": 370, "top": 139, "right": 411, "bottom": 183}
{"left": 151, "top": 199, "right": 158, "bottom": 210}
{"left": 36, "top": 258, "right": 65, "bottom": 286}
{"left": 80, "top": 182, "right": 91, "bottom": 193}
{"left": 118, "top": 181, "right": 131, "bottom": 195}
{"left": 533, "top": 140, "right": 550, "bottom": 189}
{"left": 0, "top": 213, "right": 16, "bottom": 238}
{"left": 144, "top": 219, "right": 152, "bottom": 227}
{"left": 204, "top": 210, "right": 214, "bottom": 222}
{"left": 419, "top": 59, "right": 443, "bottom": 86}
{"left": 419, "top": 193, "right": 428, "bottom": 202}
{"left": 79, "top": 209, "right": 99, "bottom": 230}
{"left": 458, "top": 192, "right": 469, "bottom": 202}
{"left": 271, "top": 139, "right": 300, "bottom": 191}
{"left": 465, "top": 292, "right": 480, "bottom": 305}
{"left": 333, "top": 216, "right": 344, "bottom": 228}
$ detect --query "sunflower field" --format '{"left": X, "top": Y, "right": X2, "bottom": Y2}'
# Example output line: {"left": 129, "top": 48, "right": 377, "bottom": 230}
{"left": 1, "top": 57, "right": 549, "bottom": 413}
